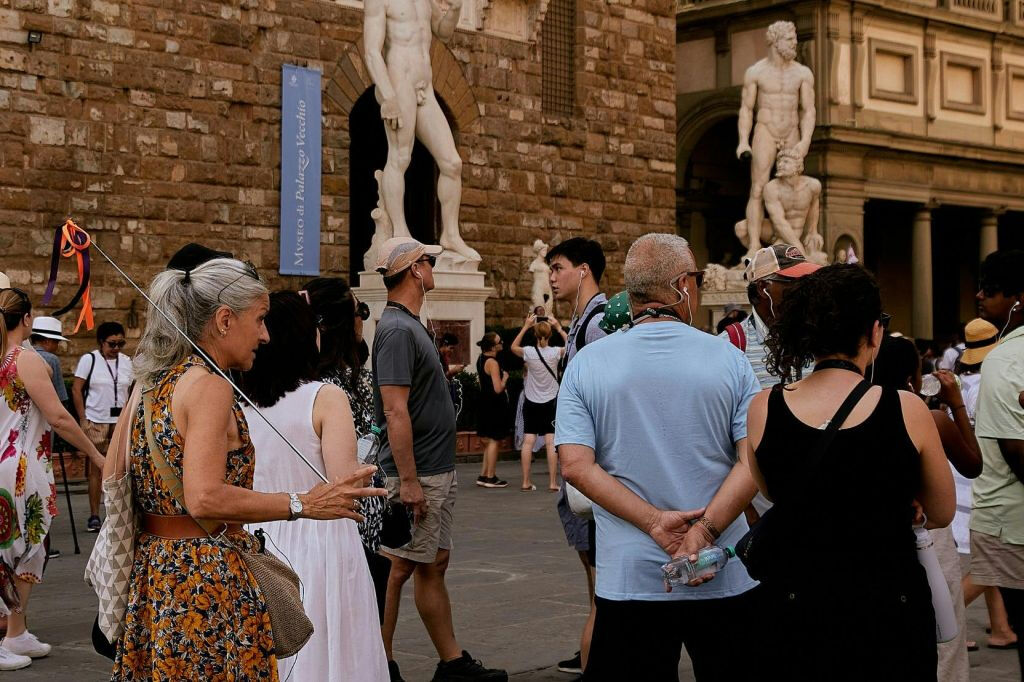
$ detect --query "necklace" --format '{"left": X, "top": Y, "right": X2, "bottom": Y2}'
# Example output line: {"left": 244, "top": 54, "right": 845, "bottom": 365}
{"left": 812, "top": 359, "right": 862, "bottom": 375}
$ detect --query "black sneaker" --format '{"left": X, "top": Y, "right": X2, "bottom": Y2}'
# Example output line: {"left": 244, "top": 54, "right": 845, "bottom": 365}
{"left": 388, "top": 659, "right": 405, "bottom": 682}
{"left": 482, "top": 477, "right": 508, "bottom": 489}
{"left": 432, "top": 651, "right": 507, "bottom": 682}
{"left": 87, "top": 515, "right": 101, "bottom": 532}
{"left": 557, "top": 651, "right": 582, "bottom": 674}
{"left": 475, "top": 475, "right": 490, "bottom": 487}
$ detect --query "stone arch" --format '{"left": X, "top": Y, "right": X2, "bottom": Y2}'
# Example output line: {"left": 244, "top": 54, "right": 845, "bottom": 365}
{"left": 323, "top": 38, "right": 480, "bottom": 134}
{"left": 676, "top": 91, "right": 742, "bottom": 172}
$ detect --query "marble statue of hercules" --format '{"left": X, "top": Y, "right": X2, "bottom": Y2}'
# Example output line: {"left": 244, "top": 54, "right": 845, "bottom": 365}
{"left": 363, "top": 0, "right": 480, "bottom": 261}
{"left": 736, "top": 20, "right": 815, "bottom": 261}
{"left": 734, "top": 150, "right": 823, "bottom": 257}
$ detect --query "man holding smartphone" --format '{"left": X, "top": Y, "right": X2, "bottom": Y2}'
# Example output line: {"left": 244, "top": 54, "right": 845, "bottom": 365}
{"left": 72, "top": 321, "right": 133, "bottom": 533}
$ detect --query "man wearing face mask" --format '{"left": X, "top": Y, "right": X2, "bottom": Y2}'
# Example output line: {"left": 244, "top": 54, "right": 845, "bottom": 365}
{"left": 557, "top": 233, "right": 762, "bottom": 680}
{"left": 720, "top": 244, "right": 821, "bottom": 388}
{"left": 970, "top": 249, "right": 1024, "bottom": 678}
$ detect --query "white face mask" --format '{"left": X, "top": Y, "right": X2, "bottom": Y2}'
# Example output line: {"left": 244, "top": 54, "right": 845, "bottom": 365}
{"left": 751, "top": 309, "right": 770, "bottom": 341}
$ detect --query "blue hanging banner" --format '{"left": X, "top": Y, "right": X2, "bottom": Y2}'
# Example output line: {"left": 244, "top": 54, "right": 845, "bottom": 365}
{"left": 279, "top": 64, "right": 321, "bottom": 276}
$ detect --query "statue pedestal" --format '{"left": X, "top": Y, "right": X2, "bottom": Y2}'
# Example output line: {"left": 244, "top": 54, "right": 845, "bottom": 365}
{"left": 356, "top": 267, "right": 495, "bottom": 369}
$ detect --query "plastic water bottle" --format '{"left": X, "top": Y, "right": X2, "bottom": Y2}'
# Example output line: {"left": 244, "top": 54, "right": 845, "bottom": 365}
{"left": 914, "top": 526, "right": 959, "bottom": 642}
{"left": 356, "top": 425, "right": 383, "bottom": 465}
{"left": 920, "top": 372, "right": 961, "bottom": 398}
{"left": 662, "top": 546, "right": 735, "bottom": 587}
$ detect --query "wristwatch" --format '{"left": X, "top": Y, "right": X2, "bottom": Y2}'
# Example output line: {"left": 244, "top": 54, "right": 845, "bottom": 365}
{"left": 287, "top": 493, "right": 303, "bottom": 521}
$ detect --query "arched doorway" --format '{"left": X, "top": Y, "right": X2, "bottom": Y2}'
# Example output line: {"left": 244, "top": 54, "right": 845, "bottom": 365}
{"left": 348, "top": 88, "right": 458, "bottom": 282}
{"left": 678, "top": 116, "right": 749, "bottom": 268}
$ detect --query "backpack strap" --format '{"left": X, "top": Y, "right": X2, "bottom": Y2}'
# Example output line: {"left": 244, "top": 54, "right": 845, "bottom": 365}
{"left": 725, "top": 322, "right": 747, "bottom": 352}
{"left": 575, "top": 303, "right": 607, "bottom": 352}
{"left": 82, "top": 351, "right": 96, "bottom": 404}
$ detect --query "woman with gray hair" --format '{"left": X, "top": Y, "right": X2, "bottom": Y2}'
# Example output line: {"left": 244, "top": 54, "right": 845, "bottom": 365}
{"left": 110, "top": 257, "right": 384, "bottom": 681}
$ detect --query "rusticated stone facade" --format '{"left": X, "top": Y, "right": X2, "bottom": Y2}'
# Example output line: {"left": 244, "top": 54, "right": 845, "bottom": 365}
{"left": 0, "top": 0, "right": 676, "bottom": 364}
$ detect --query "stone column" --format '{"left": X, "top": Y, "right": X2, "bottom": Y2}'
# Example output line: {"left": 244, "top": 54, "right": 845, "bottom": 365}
{"left": 912, "top": 206, "right": 934, "bottom": 339}
{"left": 980, "top": 210, "right": 1000, "bottom": 260}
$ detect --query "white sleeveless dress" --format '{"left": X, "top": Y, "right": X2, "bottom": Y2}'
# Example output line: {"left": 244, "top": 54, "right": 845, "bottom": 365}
{"left": 245, "top": 381, "right": 388, "bottom": 682}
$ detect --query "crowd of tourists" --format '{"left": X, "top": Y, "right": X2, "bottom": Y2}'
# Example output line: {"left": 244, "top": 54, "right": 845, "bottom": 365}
{"left": 0, "top": 234, "right": 1021, "bottom": 681}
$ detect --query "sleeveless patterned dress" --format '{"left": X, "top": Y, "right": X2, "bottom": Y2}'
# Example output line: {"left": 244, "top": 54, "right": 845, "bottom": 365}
{"left": 0, "top": 346, "right": 57, "bottom": 607}
{"left": 111, "top": 355, "right": 277, "bottom": 681}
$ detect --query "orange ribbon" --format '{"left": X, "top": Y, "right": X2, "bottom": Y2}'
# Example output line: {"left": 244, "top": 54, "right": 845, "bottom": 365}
{"left": 42, "top": 219, "right": 94, "bottom": 333}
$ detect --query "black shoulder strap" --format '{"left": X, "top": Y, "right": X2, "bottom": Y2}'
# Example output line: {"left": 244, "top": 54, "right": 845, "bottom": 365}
{"left": 575, "top": 303, "right": 607, "bottom": 351}
{"left": 82, "top": 351, "right": 96, "bottom": 401}
{"left": 534, "top": 347, "right": 559, "bottom": 382}
{"left": 804, "top": 380, "right": 873, "bottom": 476}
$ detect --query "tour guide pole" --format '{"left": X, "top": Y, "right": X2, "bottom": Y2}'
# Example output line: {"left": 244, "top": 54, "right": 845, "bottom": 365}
{"left": 55, "top": 448, "right": 80, "bottom": 554}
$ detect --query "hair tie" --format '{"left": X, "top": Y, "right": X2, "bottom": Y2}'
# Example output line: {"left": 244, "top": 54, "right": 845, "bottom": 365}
{"left": 182, "top": 269, "right": 191, "bottom": 285}
{"left": 0, "top": 305, "right": 5, "bottom": 315}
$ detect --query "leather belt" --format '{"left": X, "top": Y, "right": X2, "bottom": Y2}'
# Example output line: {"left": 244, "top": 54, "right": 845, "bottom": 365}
{"left": 140, "top": 513, "right": 240, "bottom": 539}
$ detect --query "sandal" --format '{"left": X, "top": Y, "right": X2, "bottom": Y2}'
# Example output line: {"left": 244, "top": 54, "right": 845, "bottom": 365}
{"left": 521, "top": 484, "right": 537, "bottom": 491}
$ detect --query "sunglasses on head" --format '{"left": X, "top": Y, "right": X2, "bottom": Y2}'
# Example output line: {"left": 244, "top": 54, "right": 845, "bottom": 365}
{"left": 216, "top": 260, "right": 261, "bottom": 303}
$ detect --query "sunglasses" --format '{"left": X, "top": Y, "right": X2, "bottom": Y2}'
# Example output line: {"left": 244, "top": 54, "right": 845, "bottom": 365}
{"left": 216, "top": 260, "right": 261, "bottom": 303}
{"left": 671, "top": 271, "right": 705, "bottom": 288}
{"left": 415, "top": 255, "right": 436, "bottom": 268}
{"left": 880, "top": 313, "right": 891, "bottom": 330}
{"left": 104, "top": 340, "right": 126, "bottom": 349}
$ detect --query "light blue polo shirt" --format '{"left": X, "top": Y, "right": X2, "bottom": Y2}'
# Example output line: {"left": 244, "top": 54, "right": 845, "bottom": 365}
{"left": 555, "top": 321, "right": 760, "bottom": 601}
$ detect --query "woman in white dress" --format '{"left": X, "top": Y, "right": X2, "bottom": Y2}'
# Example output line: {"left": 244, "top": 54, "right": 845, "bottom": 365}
{"left": 240, "top": 291, "right": 388, "bottom": 682}
{"left": 0, "top": 288, "right": 105, "bottom": 670}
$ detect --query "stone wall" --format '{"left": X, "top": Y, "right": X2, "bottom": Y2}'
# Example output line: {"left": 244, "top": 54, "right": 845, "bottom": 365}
{"left": 0, "top": 0, "right": 675, "bottom": 364}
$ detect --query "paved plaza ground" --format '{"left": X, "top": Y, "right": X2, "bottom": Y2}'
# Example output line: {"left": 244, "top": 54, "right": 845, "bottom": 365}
{"left": 15, "top": 460, "right": 1022, "bottom": 680}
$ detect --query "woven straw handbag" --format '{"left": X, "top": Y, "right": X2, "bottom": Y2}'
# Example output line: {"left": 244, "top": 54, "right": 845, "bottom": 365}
{"left": 142, "top": 391, "right": 313, "bottom": 658}
{"left": 84, "top": 389, "right": 141, "bottom": 643}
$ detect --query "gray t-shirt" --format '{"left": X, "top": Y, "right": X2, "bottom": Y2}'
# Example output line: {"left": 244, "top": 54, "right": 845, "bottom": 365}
{"left": 372, "top": 305, "right": 456, "bottom": 477}
{"left": 32, "top": 345, "right": 67, "bottom": 402}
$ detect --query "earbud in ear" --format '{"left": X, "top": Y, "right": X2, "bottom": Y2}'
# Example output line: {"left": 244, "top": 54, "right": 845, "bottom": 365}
{"left": 1014, "top": 302, "right": 1021, "bottom": 311}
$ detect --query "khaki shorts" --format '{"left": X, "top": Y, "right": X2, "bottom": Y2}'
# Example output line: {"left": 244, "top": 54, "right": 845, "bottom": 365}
{"left": 970, "top": 529, "right": 1024, "bottom": 590}
{"left": 82, "top": 420, "right": 114, "bottom": 471}
{"left": 381, "top": 470, "right": 457, "bottom": 564}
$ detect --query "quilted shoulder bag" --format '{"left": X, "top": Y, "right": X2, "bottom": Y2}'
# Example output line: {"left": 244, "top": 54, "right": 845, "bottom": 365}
{"left": 142, "top": 390, "right": 313, "bottom": 659}
{"left": 84, "top": 387, "right": 141, "bottom": 644}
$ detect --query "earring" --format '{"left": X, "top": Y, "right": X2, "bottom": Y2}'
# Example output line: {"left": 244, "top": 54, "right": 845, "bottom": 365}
{"left": 220, "top": 328, "right": 227, "bottom": 336}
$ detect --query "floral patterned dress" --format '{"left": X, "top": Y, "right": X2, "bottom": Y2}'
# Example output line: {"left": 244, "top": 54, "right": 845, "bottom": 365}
{"left": 0, "top": 346, "right": 57, "bottom": 608}
{"left": 112, "top": 355, "right": 277, "bottom": 682}
{"left": 323, "top": 366, "right": 385, "bottom": 552}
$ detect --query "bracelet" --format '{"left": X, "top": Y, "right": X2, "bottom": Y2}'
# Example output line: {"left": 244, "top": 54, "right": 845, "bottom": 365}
{"left": 697, "top": 516, "right": 720, "bottom": 540}
{"left": 951, "top": 404, "right": 966, "bottom": 412}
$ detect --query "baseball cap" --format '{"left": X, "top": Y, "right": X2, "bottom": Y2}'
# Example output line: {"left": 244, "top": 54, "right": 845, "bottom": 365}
{"left": 744, "top": 244, "right": 821, "bottom": 282}
{"left": 167, "top": 243, "right": 233, "bottom": 271}
{"left": 31, "top": 316, "right": 68, "bottom": 342}
{"left": 961, "top": 318, "right": 999, "bottom": 367}
{"left": 375, "top": 237, "right": 443, "bottom": 278}
{"left": 598, "top": 290, "right": 632, "bottom": 333}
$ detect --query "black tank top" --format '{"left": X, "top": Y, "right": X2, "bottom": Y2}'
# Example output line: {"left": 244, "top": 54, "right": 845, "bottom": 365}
{"left": 755, "top": 384, "right": 922, "bottom": 574}
{"left": 476, "top": 355, "right": 502, "bottom": 405}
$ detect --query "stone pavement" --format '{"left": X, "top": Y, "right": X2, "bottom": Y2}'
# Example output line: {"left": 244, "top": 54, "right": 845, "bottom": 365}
{"left": 17, "top": 461, "right": 1022, "bottom": 680}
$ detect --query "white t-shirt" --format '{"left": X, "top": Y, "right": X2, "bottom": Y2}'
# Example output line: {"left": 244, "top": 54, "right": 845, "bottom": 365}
{"left": 74, "top": 351, "right": 133, "bottom": 424}
{"left": 522, "top": 346, "right": 562, "bottom": 403}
